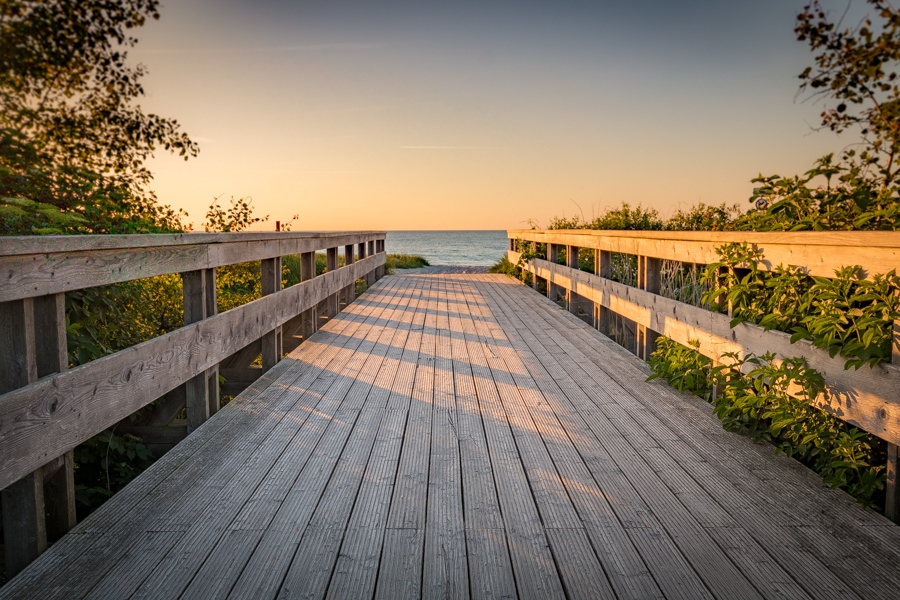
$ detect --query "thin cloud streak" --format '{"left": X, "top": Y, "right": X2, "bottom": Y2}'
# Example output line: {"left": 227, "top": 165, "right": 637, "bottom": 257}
{"left": 135, "top": 42, "right": 389, "bottom": 55}
{"left": 400, "top": 146, "right": 507, "bottom": 150}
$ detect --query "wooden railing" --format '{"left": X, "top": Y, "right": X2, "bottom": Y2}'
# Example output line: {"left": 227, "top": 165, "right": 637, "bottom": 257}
{"left": 508, "top": 229, "right": 900, "bottom": 521}
{"left": 0, "top": 230, "right": 385, "bottom": 576}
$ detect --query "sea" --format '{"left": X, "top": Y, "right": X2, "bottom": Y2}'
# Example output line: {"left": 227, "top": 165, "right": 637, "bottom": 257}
{"left": 385, "top": 230, "right": 508, "bottom": 267}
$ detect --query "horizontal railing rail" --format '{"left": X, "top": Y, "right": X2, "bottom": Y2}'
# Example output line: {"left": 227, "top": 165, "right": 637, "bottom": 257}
{"left": 0, "top": 230, "right": 385, "bottom": 576}
{"left": 0, "top": 230, "right": 385, "bottom": 302}
{"left": 508, "top": 228, "right": 900, "bottom": 522}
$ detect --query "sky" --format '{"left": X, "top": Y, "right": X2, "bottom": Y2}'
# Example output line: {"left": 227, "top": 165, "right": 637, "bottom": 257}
{"left": 134, "top": 0, "right": 860, "bottom": 230}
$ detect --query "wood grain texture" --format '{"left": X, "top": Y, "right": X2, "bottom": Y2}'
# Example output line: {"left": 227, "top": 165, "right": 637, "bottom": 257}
{"left": 0, "top": 232, "right": 386, "bottom": 302}
{"left": 0, "top": 254, "right": 385, "bottom": 490}
{"left": 510, "top": 229, "right": 900, "bottom": 280}
{"left": 513, "top": 252, "right": 900, "bottom": 446}
{"left": 5, "top": 273, "right": 900, "bottom": 600}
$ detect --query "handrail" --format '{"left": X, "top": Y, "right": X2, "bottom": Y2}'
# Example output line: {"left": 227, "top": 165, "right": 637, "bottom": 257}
{"left": 0, "top": 230, "right": 386, "bottom": 575}
{"left": 0, "top": 230, "right": 386, "bottom": 302}
{"left": 509, "top": 229, "right": 900, "bottom": 279}
{"left": 508, "top": 228, "right": 900, "bottom": 521}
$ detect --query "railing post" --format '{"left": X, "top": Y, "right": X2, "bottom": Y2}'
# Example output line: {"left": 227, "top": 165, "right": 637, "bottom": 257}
{"left": 357, "top": 241, "right": 367, "bottom": 293}
{"left": 0, "top": 297, "right": 47, "bottom": 577}
{"left": 34, "top": 293, "right": 76, "bottom": 543}
{"left": 548, "top": 243, "right": 560, "bottom": 303}
{"left": 183, "top": 268, "right": 218, "bottom": 431}
{"left": 205, "top": 269, "right": 219, "bottom": 417}
{"left": 326, "top": 247, "right": 340, "bottom": 318}
{"left": 595, "top": 249, "right": 611, "bottom": 334}
{"left": 887, "top": 316, "right": 900, "bottom": 522}
{"left": 635, "top": 256, "right": 661, "bottom": 359}
{"left": 566, "top": 245, "right": 581, "bottom": 316}
{"left": 260, "top": 257, "right": 283, "bottom": 373}
{"left": 300, "top": 251, "right": 318, "bottom": 341}
{"left": 375, "top": 239, "right": 385, "bottom": 279}
{"left": 366, "top": 240, "right": 376, "bottom": 286}
{"left": 642, "top": 256, "right": 661, "bottom": 360}
{"left": 344, "top": 244, "right": 355, "bottom": 305}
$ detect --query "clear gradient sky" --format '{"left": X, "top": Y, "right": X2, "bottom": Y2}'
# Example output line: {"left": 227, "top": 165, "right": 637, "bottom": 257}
{"left": 134, "top": 0, "right": 856, "bottom": 230}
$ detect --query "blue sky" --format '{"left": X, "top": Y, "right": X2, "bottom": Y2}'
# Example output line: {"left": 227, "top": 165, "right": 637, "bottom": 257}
{"left": 137, "top": 0, "right": 859, "bottom": 229}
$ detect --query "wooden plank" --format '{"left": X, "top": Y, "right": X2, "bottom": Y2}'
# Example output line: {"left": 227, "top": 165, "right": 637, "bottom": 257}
{"left": 464, "top": 528, "right": 518, "bottom": 600}
{"left": 325, "top": 246, "right": 340, "bottom": 318}
{"left": 453, "top": 279, "right": 567, "bottom": 600}
{"left": 260, "top": 257, "right": 283, "bottom": 373}
{"left": 473, "top": 278, "right": 713, "bottom": 600}
{"left": 0, "top": 254, "right": 384, "bottom": 491}
{"left": 0, "top": 296, "right": 46, "bottom": 578}
{"left": 516, "top": 253, "right": 900, "bottom": 446}
{"left": 423, "top": 320, "right": 470, "bottom": 600}
{"left": 0, "top": 282, "right": 391, "bottom": 600}
{"left": 183, "top": 269, "right": 213, "bottom": 430}
{"left": 0, "top": 230, "right": 386, "bottom": 255}
{"left": 326, "top": 277, "right": 429, "bottom": 599}
{"left": 495, "top": 276, "right": 881, "bottom": 599}
{"left": 481, "top": 276, "right": 769, "bottom": 599}
{"left": 888, "top": 314, "right": 900, "bottom": 521}
{"left": 385, "top": 282, "right": 436, "bottom": 531}
{"left": 32, "top": 293, "right": 76, "bottom": 543}
{"left": 542, "top": 284, "right": 880, "bottom": 540}
{"left": 508, "top": 228, "right": 900, "bottom": 247}
{"left": 221, "top": 282, "right": 412, "bottom": 598}
{"left": 508, "top": 229, "right": 900, "bottom": 279}
{"left": 79, "top": 531, "right": 184, "bottom": 600}
{"left": 1, "top": 470, "right": 46, "bottom": 579}
{"left": 299, "top": 251, "right": 318, "bottom": 343}
{"left": 374, "top": 528, "right": 425, "bottom": 600}
{"left": 0, "top": 232, "right": 386, "bottom": 303}
{"left": 176, "top": 529, "right": 263, "bottom": 600}
{"left": 91, "top": 278, "right": 407, "bottom": 600}
{"left": 545, "top": 528, "right": 617, "bottom": 600}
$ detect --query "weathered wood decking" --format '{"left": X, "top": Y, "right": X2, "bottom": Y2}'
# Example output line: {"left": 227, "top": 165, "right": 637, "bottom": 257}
{"left": 4, "top": 272, "right": 900, "bottom": 599}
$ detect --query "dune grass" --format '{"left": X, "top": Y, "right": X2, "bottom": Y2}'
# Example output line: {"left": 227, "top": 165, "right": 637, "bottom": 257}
{"left": 386, "top": 253, "right": 429, "bottom": 270}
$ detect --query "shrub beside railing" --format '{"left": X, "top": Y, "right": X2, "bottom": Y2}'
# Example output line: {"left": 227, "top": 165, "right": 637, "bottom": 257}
{"left": 508, "top": 229, "right": 900, "bottom": 519}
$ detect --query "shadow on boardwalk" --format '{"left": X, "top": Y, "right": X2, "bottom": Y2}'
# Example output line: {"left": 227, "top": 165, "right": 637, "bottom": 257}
{"left": 3, "top": 273, "right": 900, "bottom": 600}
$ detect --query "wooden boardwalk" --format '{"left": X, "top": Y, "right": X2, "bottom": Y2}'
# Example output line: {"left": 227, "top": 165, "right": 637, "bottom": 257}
{"left": 4, "top": 273, "right": 900, "bottom": 599}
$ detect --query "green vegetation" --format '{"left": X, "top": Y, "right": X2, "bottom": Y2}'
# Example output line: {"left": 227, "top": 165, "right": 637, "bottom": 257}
{"left": 386, "top": 253, "right": 430, "bottom": 270}
{"left": 0, "top": 0, "right": 198, "bottom": 235}
{"left": 501, "top": 1, "right": 900, "bottom": 509}
{"left": 489, "top": 256, "right": 533, "bottom": 285}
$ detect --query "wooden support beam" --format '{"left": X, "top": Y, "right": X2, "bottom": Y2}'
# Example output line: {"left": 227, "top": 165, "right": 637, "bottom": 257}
{"left": 888, "top": 317, "right": 900, "bottom": 523}
{"left": 0, "top": 232, "right": 387, "bottom": 303}
{"left": 204, "top": 269, "right": 219, "bottom": 417}
{"left": 182, "top": 269, "right": 217, "bottom": 431}
{"left": 365, "top": 240, "right": 377, "bottom": 285}
{"left": 595, "top": 249, "right": 611, "bottom": 334}
{"left": 33, "top": 293, "right": 76, "bottom": 543}
{"left": 344, "top": 245, "right": 356, "bottom": 305}
{"left": 325, "top": 247, "right": 340, "bottom": 318}
{"left": 566, "top": 245, "right": 580, "bottom": 315}
{"left": 300, "top": 251, "right": 318, "bottom": 342}
{"left": 0, "top": 254, "right": 385, "bottom": 491}
{"left": 261, "top": 257, "right": 283, "bottom": 374}
{"left": 642, "top": 256, "right": 661, "bottom": 360}
{"left": 1, "top": 297, "right": 46, "bottom": 577}
{"left": 547, "top": 244, "right": 560, "bottom": 303}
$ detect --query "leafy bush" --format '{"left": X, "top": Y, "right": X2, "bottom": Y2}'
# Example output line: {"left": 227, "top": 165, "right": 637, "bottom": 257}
{"left": 648, "top": 339, "right": 887, "bottom": 507}
{"left": 703, "top": 242, "right": 900, "bottom": 370}
{"left": 73, "top": 429, "right": 154, "bottom": 519}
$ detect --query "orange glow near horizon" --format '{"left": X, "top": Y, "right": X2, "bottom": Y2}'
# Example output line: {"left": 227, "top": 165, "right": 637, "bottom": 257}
{"left": 136, "top": 1, "right": 845, "bottom": 231}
